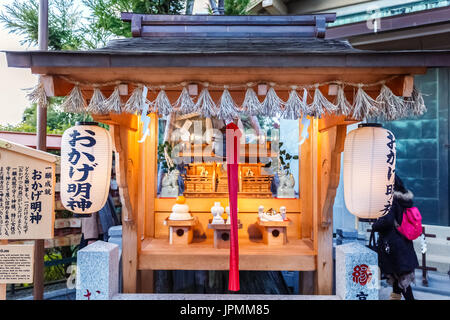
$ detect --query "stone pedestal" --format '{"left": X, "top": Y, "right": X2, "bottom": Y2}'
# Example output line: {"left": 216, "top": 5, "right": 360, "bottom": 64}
{"left": 336, "top": 242, "right": 379, "bottom": 300}
{"left": 257, "top": 218, "right": 292, "bottom": 246}
{"left": 207, "top": 219, "right": 242, "bottom": 249}
{"left": 76, "top": 241, "right": 120, "bottom": 300}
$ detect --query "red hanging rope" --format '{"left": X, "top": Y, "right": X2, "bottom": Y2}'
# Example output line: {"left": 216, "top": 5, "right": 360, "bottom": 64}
{"left": 226, "top": 122, "right": 241, "bottom": 292}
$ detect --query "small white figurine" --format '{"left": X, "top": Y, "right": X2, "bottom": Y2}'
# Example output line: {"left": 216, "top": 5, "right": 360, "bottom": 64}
{"left": 211, "top": 202, "right": 225, "bottom": 224}
{"left": 168, "top": 196, "right": 192, "bottom": 220}
{"left": 280, "top": 206, "right": 287, "bottom": 220}
{"left": 259, "top": 207, "right": 283, "bottom": 222}
{"left": 258, "top": 205, "right": 265, "bottom": 219}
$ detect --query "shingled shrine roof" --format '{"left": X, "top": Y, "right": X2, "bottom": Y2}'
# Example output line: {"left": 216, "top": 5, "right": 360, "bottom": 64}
{"left": 5, "top": 13, "right": 450, "bottom": 69}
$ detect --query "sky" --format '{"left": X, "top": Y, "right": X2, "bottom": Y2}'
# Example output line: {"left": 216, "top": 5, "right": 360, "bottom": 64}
{"left": 0, "top": 0, "right": 210, "bottom": 126}
{"left": 0, "top": 0, "right": 38, "bottom": 126}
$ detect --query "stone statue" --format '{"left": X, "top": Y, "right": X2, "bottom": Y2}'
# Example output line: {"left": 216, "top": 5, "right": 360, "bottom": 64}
{"left": 277, "top": 170, "right": 296, "bottom": 198}
{"left": 160, "top": 169, "right": 180, "bottom": 198}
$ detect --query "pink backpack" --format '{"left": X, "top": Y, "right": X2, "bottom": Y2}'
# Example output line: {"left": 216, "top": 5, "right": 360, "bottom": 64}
{"left": 396, "top": 207, "right": 422, "bottom": 240}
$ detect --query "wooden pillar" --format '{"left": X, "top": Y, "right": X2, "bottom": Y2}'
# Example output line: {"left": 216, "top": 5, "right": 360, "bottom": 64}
{"left": 315, "top": 124, "right": 347, "bottom": 295}
{"left": 33, "top": 0, "right": 48, "bottom": 301}
{"left": 111, "top": 125, "right": 138, "bottom": 293}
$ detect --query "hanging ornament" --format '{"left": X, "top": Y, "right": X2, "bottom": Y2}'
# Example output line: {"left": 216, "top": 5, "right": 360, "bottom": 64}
{"left": 154, "top": 87, "right": 173, "bottom": 116}
{"left": 60, "top": 122, "right": 113, "bottom": 216}
{"left": 86, "top": 87, "right": 107, "bottom": 114}
{"left": 375, "top": 84, "right": 405, "bottom": 120}
{"left": 242, "top": 84, "right": 261, "bottom": 116}
{"left": 61, "top": 85, "right": 87, "bottom": 113}
{"left": 193, "top": 83, "right": 217, "bottom": 118}
{"left": 352, "top": 85, "right": 379, "bottom": 120}
{"left": 103, "top": 86, "right": 123, "bottom": 113}
{"left": 174, "top": 86, "right": 195, "bottom": 114}
{"left": 343, "top": 123, "right": 396, "bottom": 219}
{"left": 406, "top": 86, "right": 427, "bottom": 116}
{"left": 335, "top": 85, "right": 352, "bottom": 116}
{"left": 309, "top": 84, "right": 337, "bottom": 118}
{"left": 27, "top": 79, "right": 48, "bottom": 109}
{"left": 261, "top": 83, "right": 283, "bottom": 117}
{"left": 123, "top": 85, "right": 145, "bottom": 114}
{"left": 217, "top": 87, "right": 240, "bottom": 120}
{"left": 281, "top": 86, "right": 304, "bottom": 120}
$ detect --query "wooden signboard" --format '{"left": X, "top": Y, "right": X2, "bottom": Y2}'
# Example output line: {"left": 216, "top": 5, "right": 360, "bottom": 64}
{"left": 0, "top": 244, "right": 34, "bottom": 284}
{"left": 0, "top": 139, "right": 57, "bottom": 240}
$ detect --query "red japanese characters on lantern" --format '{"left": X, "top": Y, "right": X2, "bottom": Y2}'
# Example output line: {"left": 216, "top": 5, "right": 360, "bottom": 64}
{"left": 352, "top": 264, "right": 373, "bottom": 286}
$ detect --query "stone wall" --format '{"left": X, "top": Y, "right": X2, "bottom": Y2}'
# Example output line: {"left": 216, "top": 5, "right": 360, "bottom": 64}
{"left": 380, "top": 68, "right": 449, "bottom": 226}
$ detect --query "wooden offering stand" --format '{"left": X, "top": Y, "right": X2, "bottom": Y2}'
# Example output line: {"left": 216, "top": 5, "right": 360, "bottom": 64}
{"left": 165, "top": 216, "right": 198, "bottom": 245}
{"left": 257, "top": 218, "right": 292, "bottom": 246}
{"left": 207, "top": 219, "right": 243, "bottom": 249}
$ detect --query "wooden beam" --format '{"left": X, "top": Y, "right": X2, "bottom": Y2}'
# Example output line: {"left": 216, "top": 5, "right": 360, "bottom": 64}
{"left": 319, "top": 114, "right": 357, "bottom": 132}
{"left": 321, "top": 125, "right": 347, "bottom": 227}
{"left": 93, "top": 113, "right": 138, "bottom": 132}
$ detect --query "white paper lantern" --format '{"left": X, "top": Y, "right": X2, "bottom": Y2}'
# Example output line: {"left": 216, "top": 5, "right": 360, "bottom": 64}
{"left": 60, "top": 122, "right": 112, "bottom": 215}
{"left": 343, "top": 123, "right": 396, "bottom": 219}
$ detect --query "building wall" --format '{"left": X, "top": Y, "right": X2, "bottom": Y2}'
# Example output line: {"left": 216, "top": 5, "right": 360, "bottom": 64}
{"left": 381, "top": 68, "right": 449, "bottom": 226}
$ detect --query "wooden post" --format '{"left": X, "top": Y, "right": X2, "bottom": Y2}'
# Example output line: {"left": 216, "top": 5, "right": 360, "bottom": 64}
{"left": 111, "top": 125, "right": 138, "bottom": 293}
{"left": 417, "top": 226, "right": 437, "bottom": 286}
{"left": 315, "top": 124, "right": 347, "bottom": 295}
{"left": 33, "top": 0, "right": 48, "bottom": 301}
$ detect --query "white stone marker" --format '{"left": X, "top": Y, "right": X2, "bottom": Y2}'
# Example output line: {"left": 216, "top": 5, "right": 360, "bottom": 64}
{"left": 76, "top": 240, "right": 119, "bottom": 300}
{"left": 336, "top": 242, "right": 379, "bottom": 300}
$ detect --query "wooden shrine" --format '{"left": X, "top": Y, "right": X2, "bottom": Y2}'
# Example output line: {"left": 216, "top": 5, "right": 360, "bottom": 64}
{"left": 6, "top": 12, "right": 450, "bottom": 295}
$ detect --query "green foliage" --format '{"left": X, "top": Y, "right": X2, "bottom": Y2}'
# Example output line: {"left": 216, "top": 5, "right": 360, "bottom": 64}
{"left": 158, "top": 141, "right": 175, "bottom": 172}
{"left": 0, "top": 0, "right": 83, "bottom": 50}
{"left": 224, "top": 0, "right": 251, "bottom": 15}
{"left": 264, "top": 142, "right": 298, "bottom": 174}
{"left": 44, "top": 250, "right": 65, "bottom": 282}
{"left": 0, "top": 98, "right": 93, "bottom": 134}
{"left": 81, "top": 0, "right": 186, "bottom": 47}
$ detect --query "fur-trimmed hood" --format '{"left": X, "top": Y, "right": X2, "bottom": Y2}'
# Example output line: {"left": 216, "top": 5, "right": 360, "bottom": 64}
{"left": 394, "top": 189, "right": 414, "bottom": 208}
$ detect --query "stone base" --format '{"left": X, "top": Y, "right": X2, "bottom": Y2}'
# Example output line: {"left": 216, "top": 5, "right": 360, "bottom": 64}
{"left": 336, "top": 242, "right": 379, "bottom": 300}
{"left": 277, "top": 189, "right": 296, "bottom": 198}
{"left": 160, "top": 187, "right": 179, "bottom": 198}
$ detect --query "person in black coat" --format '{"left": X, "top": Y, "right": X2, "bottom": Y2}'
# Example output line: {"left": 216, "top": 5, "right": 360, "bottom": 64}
{"left": 372, "top": 175, "right": 419, "bottom": 300}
